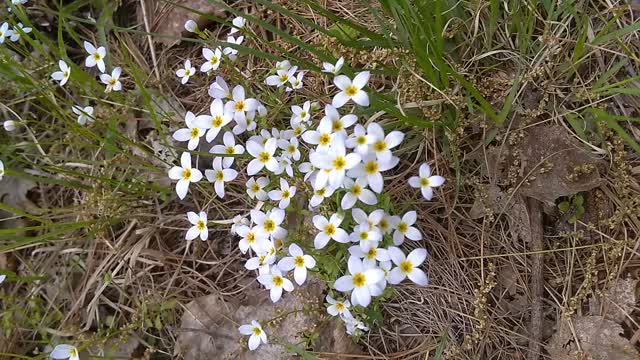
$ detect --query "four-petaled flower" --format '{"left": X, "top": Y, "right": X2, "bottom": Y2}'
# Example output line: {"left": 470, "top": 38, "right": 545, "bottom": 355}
{"left": 51, "top": 344, "right": 80, "bottom": 360}
{"left": 83, "top": 41, "right": 106, "bottom": 73}
{"left": 332, "top": 71, "right": 370, "bottom": 108}
{"left": 333, "top": 256, "right": 384, "bottom": 307}
{"left": 238, "top": 320, "right": 267, "bottom": 351}
{"left": 257, "top": 267, "right": 294, "bottom": 302}
{"left": 168, "top": 152, "right": 203, "bottom": 200}
{"left": 200, "top": 47, "right": 223, "bottom": 73}
{"left": 99, "top": 67, "right": 122, "bottom": 93}
{"left": 51, "top": 60, "right": 71, "bottom": 86}
{"left": 72, "top": 105, "right": 94, "bottom": 125}
{"left": 210, "top": 131, "right": 245, "bottom": 167}
{"left": 313, "top": 213, "right": 349, "bottom": 249}
{"left": 268, "top": 178, "right": 296, "bottom": 210}
{"left": 388, "top": 247, "right": 429, "bottom": 286}
{"left": 176, "top": 59, "right": 195, "bottom": 84}
{"left": 409, "top": 163, "right": 445, "bottom": 200}
{"left": 186, "top": 211, "right": 208, "bottom": 241}
{"left": 205, "top": 157, "right": 238, "bottom": 198}
{"left": 277, "top": 243, "right": 316, "bottom": 285}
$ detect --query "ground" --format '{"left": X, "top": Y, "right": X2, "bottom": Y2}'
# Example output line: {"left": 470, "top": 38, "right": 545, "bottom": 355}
{"left": 2, "top": 0, "right": 640, "bottom": 359}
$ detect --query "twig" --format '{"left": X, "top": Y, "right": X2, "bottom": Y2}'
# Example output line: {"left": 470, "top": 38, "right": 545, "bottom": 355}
{"left": 527, "top": 197, "right": 543, "bottom": 360}
{"left": 140, "top": 0, "right": 161, "bottom": 82}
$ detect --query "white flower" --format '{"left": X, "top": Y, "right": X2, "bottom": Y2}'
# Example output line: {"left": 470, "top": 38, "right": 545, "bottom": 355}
{"left": 333, "top": 256, "right": 384, "bottom": 307}
{"left": 167, "top": 152, "right": 203, "bottom": 200}
{"left": 388, "top": 247, "right": 428, "bottom": 286}
{"left": 345, "top": 124, "right": 374, "bottom": 156}
{"left": 332, "top": 71, "right": 370, "bottom": 108}
{"left": 275, "top": 156, "right": 293, "bottom": 177}
{"left": 246, "top": 138, "right": 279, "bottom": 175}
{"left": 208, "top": 75, "right": 231, "bottom": 99}
{"left": 251, "top": 208, "right": 286, "bottom": 240}
{"left": 291, "top": 101, "right": 312, "bottom": 125}
{"left": 0, "top": 23, "right": 13, "bottom": 43}
{"left": 51, "top": 60, "right": 71, "bottom": 86}
{"left": 193, "top": 99, "right": 232, "bottom": 143}
{"left": 246, "top": 177, "right": 269, "bottom": 201}
{"left": 285, "top": 71, "right": 304, "bottom": 92}
{"left": 51, "top": 344, "right": 80, "bottom": 360}
{"left": 10, "top": 23, "right": 31, "bottom": 42}
{"left": 313, "top": 213, "right": 349, "bottom": 249}
{"left": 99, "top": 66, "right": 122, "bottom": 93}
{"left": 0, "top": 160, "right": 4, "bottom": 180}
{"left": 367, "top": 123, "right": 404, "bottom": 162}
{"left": 0, "top": 274, "right": 5, "bottom": 283}
{"left": 301, "top": 116, "right": 334, "bottom": 151}
{"left": 277, "top": 137, "right": 300, "bottom": 161}
{"left": 393, "top": 211, "right": 422, "bottom": 245}
{"left": 210, "top": 131, "right": 244, "bottom": 167}
{"left": 322, "top": 56, "right": 344, "bottom": 75}
{"left": 205, "top": 157, "right": 238, "bottom": 198}
{"left": 257, "top": 267, "right": 294, "bottom": 302}
{"left": 309, "top": 138, "right": 360, "bottom": 189}
{"left": 172, "top": 111, "right": 206, "bottom": 150}
{"left": 349, "top": 223, "right": 382, "bottom": 251}
{"left": 224, "top": 85, "right": 259, "bottom": 123}
{"left": 298, "top": 161, "right": 316, "bottom": 182}
{"left": 378, "top": 212, "right": 399, "bottom": 235}
{"left": 223, "top": 35, "right": 243, "bottom": 59}
{"left": 275, "top": 60, "right": 291, "bottom": 71}
{"left": 236, "top": 224, "right": 269, "bottom": 254}
{"left": 230, "top": 214, "right": 249, "bottom": 235}
{"left": 326, "top": 295, "right": 351, "bottom": 317}
{"left": 3, "top": 120, "right": 16, "bottom": 132}
{"left": 278, "top": 243, "right": 316, "bottom": 285}
{"left": 352, "top": 208, "right": 384, "bottom": 230}
{"left": 184, "top": 19, "right": 198, "bottom": 33}
{"left": 11, "top": 0, "right": 28, "bottom": 5}
{"left": 268, "top": 178, "right": 296, "bottom": 209}
{"left": 229, "top": 16, "right": 246, "bottom": 34}
{"left": 239, "top": 320, "right": 267, "bottom": 351}
{"left": 347, "top": 153, "right": 399, "bottom": 193}
{"left": 349, "top": 243, "right": 389, "bottom": 267}
{"left": 266, "top": 66, "right": 298, "bottom": 87}
{"left": 200, "top": 47, "right": 223, "bottom": 73}
{"left": 176, "top": 59, "right": 195, "bottom": 84}
{"left": 323, "top": 104, "right": 356, "bottom": 134}
{"left": 83, "top": 41, "right": 106, "bottom": 72}
{"left": 185, "top": 211, "right": 208, "bottom": 241}
{"left": 409, "top": 163, "right": 445, "bottom": 200}
{"left": 343, "top": 314, "right": 369, "bottom": 335}
{"left": 341, "top": 177, "right": 377, "bottom": 209}
{"left": 72, "top": 105, "right": 94, "bottom": 125}
{"left": 309, "top": 184, "right": 335, "bottom": 208}
{"left": 245, "top": 248, "right": 276, "bottom": 275}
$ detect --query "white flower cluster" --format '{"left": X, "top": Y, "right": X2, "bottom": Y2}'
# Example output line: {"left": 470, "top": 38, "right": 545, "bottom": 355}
{"left": 167, "top": 15, "right": 446, "bottom": 350}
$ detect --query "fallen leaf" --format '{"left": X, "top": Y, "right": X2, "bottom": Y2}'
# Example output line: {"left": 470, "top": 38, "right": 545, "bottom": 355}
{"left": 469, "top": 184, "right": 531, "bottom": 242}
{"left": 589, "top": 278, "right": 638, "bottom": 324}
{"left": 175, "top": 278, "right": 359, "bottom": 359}
{"left": 516, "top": 125, "right": 602, "bottom": 204}
{"left": 546, "top": 315, "right": 639, "bottom": 360}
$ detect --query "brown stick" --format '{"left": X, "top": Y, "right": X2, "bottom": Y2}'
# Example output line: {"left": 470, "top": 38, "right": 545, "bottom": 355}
{"left": 527, "top": 197, "right": 544, "bottom": 360}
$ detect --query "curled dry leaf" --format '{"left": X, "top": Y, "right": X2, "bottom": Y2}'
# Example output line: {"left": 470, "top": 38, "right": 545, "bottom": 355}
{"left": 546, "top": 316, "right": 639, "bottom": 360}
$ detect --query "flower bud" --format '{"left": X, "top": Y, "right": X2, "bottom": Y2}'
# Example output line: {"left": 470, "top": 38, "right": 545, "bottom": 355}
{"left": 184, "top": 20, "right": 198, "bottom": 33}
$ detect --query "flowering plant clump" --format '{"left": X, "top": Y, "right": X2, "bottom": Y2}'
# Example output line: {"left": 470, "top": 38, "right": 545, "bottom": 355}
{"left": 161, "top": 15, "right": 445, "bottom": 350}
{"left": 0, "top": 2, "right": 445, "bottom": 353}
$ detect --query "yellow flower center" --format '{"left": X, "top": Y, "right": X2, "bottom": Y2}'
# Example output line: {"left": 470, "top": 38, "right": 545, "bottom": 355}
{"left": 352, "top": 184, "right": 362, "bottom": 195}
{"left": 398, "top": 222, "right": 408, "bottom": 233}
{"left": 251, "top": 184, "right": 260, "bottom": 192}
{"left": 332, "top": 120, "right": 343, "bottom": 132}
{"left": 108, "top": 78, "right": 117, "bottom": 85}
{"left": 258, "top": 152, "right": 271, "bottom": 163}
{"left": 294, "top": 256, "right": 305, "bottom": 267}
{"left": 259, "top": 255, "right": 266, "bottom": 264}
{"left": 235, "top": 100, "right": 245, "bottom": 112}
{"left": 364, "top": 161, "right": 378, "bottom": 174}
{"left": 275, "top": 239, "right": 283, "bottom": 248}
{"left": 316, "top": 188, "right": 326, "bottom": 196}
{"left": 335, "top": 303, "right": 345, "bottom": 311}
{"left": 247, "top": 232, "right": 255, "bottom": 243}
{"left": 356, "top": 136, "right": 366, "bottom": 145}
{"left": 222, "top": 146, "right": 234, "bottom": 155}
{"left": 190, "top": 128, "right": 200, "bottom": 138}
{"left": 332, "top": 156, "right": 346, "bottom": 170}
{"left": 69, "top": 349, "right": 77, "bottom": 357}
{"left": 345, "top": 85, "right": 358, "bottom": 97}
{"left": 182, "top": 168, "right": 192, "bottom": 180}
{"left": 279, "top": 74, "right": 289, "bottom": 82}
{"left": 210, "top": 56, "right": 218, "bottom": 65}
{"left": 319, "top": 133, "right": 331, "bottom": 146}
{"left": 273, "top": 275, "right": 284, "bottom": 287}
{"left": 282, "top": 190, "right": 290, "bottom": 199}
{"left": 288, "top": 145, "right": 296, "bottom": 153}
{"left": 63, "top": 71, "right": 69, "bottom": 78}
{"left": 352, "top": 272, "right": 366, "bottom": 287}
{"left": 264, "top": 219, "right": 275, "bottom": 232}
{"left": 252, "top": 327, "right": 262, "bottom": 336}
{"left": 196, "top": 220, "right": 206, "bottom": 231}
{"left": 379, "top": 219, "right": 389, "bottom": 231}
{"left": 374, "top": 140, "right": 387, "bottom": 152}
{"left": 324, "top": 224, "right": 336, "bottom": 236}
{"left": 294, "top": 127, "right": 302, "bottom": 136}
{"left": 400, "top": 260, "right": 413, "bottom": 273}
{"left": 93, "top": 52, "right": 101, "bottom": 60}
{"left": 212, "top": 116, "right": 223, "bottom": 128}
{"left": 420, "top": 177, "right": 430, "bottom": 187}
{"left": 366, "top": 247, "right": 377, "bottom": 259}
{"left": 215, "top": 170, "right": 224, "bottom": 181}
{"left": 359, "top": 231, "right": 368, "bottom": 240}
